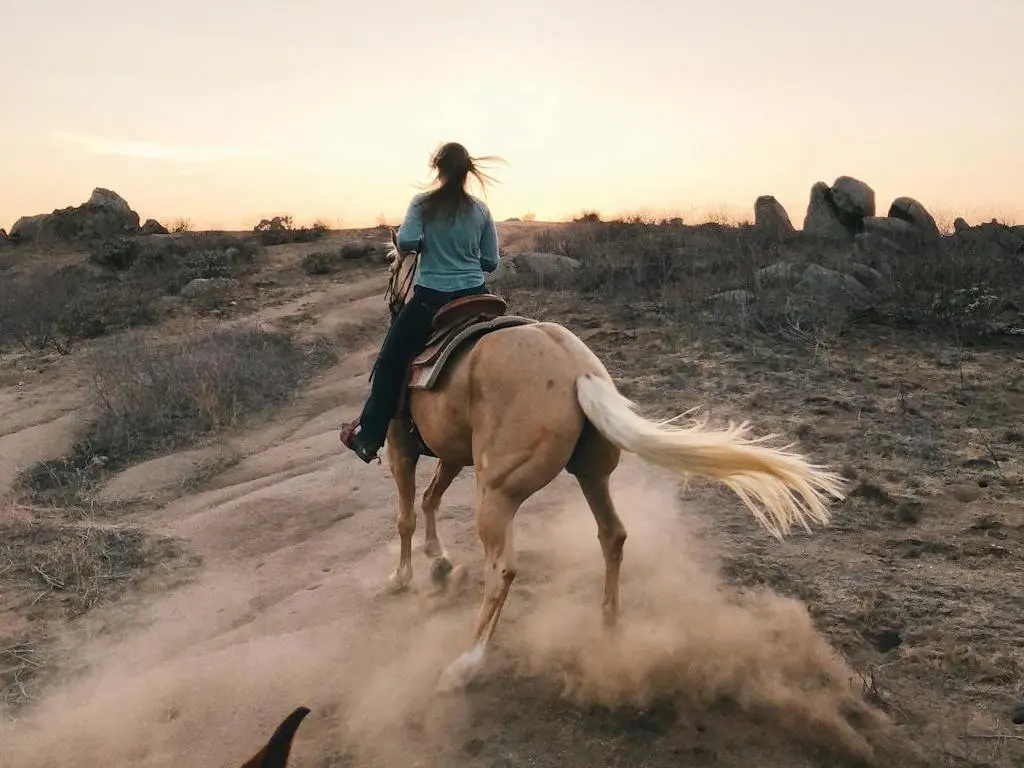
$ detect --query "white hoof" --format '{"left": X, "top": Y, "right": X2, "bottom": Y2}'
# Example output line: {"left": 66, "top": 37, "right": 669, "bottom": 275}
{"left": 386, "top": 572, "right": 411, "bottom": 595}
{"left": 436, "top": 644, "right": 486, "bottom": 693}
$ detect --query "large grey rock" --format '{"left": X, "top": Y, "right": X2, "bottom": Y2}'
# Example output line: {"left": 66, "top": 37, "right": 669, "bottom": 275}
{"left": 796, "top": 263, "right": 872, "bottom": 307}
{"left": 803, "top": 181, "right": 850, "bottom": 240}
{"left": 887, "top": 196, "right": 940, "bottom": 238}
{"left": 140, "top": 218, "right": 170, "bottom": 235}
{"left": 864, "top": 215, "right": 921, "bottom": 239}
{"left": 753, "top": 195, "right": 794, "bottom": 240}
{"left": 490, "top": 251, "right": 580, "bottom": 283}
{"left": 708, "top": 289, "right": 754, "bottom": 308}
{"left": 953, "top": 217, "right": 970, "bottom": 233}
{"left": 10, "top": 213, "right": 49, "bottom": 241}
{"left": 756, "top": 260, "right": 804, "bottom": 289}
{"left": 853, "top": 232, "right": 903, "bottom": 275}
{"left": 831, "top": 176, "right": 876, "bottom": 219}
{"left": 8, "top": 188, "right": 141, "bottom": 244}
{"left": 179, "top": 277, "right": 239, "bottom": 300}
{"left": 87, "top": 188, "right": 134, "bottom": 215}
{"left": 848, "top": 263, "right": 891, "bottom": 294}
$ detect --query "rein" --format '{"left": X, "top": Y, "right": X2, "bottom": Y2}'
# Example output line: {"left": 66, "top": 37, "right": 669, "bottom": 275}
{"left": 370, "top": 248, "right": 418, "bottom": 384}
{"left": 385, "top": 249, "right": 418, "bottom": 322}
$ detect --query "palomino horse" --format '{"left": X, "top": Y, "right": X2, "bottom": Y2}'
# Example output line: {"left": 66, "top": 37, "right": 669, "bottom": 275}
{"left": 237, "top": 707, "right": 309, "bottom": 767}
{"left": 376, "top": 230, "right": 847, "bottom": 691}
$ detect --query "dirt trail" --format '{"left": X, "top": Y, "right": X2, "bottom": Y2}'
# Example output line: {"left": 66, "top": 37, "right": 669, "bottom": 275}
{"left": 0, "top": 272, "right": 909, "bottom": 768}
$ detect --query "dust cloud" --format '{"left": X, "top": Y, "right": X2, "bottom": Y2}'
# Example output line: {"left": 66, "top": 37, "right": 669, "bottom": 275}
{"left": 0, "top": 464, "right": 899, "bottom": 767}
{"left": 506, "top": 471, "right": 900, "bottom": 763}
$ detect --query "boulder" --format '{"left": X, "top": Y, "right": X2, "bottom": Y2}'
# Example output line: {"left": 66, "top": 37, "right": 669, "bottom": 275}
{"left": 0, "top": 228, "right": 7, "bottom": 244}
{"left": 490, "top": 251, "right": 580, "bottom": 284}
{"left": 10, "top": 213, "right": 49, "bottom": 241}
{"left": 707, "top": 289, "right": 754, "bottom": 308}
{"left": 847, "top": 263, "right": 891, "bottom": 294}
{"left": 853, "top": 232, "right": 903, "bottom": 275}
{"left": 8, "top": 188, "right": 141, "bottom": 244}
{"left": 140, "top": 218, "right": 170, "bottom": 235}
{"left": 953, "top": 217, "right": 970, "bottom": 233}
{"left": 179, "top": 277, "right": 240, "bottom": 301}
{"left": 753, "top": 195, "right": 795, "bottom": 240}
{"left": 803, "top": 182, "right": 850, "bottom": 240}
{"left": 796, "top": 263, "right": 872, "bottom": 307}
{"left": 88, "top": 188, "right": 134, "bottom": 215}
{"left": 755, "top": 260, "right": 803, "bottom": 289}
{"left": 887, "top": 196, "right": 940, "bottom": 238}
{"left": 831, "top": 176, "right": 876, "bottom": 220}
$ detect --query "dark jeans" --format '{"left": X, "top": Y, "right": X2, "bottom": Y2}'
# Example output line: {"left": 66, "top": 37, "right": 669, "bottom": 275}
{"left": 358, "top": 282, "right": 488, "bottom": 449}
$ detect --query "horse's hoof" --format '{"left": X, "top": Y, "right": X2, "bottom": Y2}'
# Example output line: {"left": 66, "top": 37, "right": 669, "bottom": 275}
{"left": 386, "top": 572, "right": 411, "bottom": 595}
{"left": 436, "top": 644, "right": 486, "bottom": 693}
{"left": 429, "top": 556, "right": 454, "bottom": 588}
{"left": 448, "top": 564, "right": 469, "bottom": 592}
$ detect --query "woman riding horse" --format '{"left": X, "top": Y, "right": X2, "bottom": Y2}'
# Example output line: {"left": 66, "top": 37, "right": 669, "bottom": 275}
{"left": 340, "top": 142, "right": 502, "bottom": 463}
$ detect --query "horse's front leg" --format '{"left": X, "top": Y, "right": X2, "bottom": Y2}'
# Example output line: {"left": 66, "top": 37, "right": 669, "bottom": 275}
{"left": 385, "top": 420, "right": 420, "bottom": 594}
{"left": 421, "top": 459, "right": 464, "bottom": 591}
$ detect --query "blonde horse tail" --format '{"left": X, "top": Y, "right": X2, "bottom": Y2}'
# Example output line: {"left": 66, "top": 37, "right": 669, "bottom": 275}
{"left": 574, "top": 373, "right": 847, "bottom": 539}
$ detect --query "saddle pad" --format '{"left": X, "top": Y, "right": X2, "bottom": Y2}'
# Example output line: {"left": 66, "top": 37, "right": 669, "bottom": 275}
{"left": 409, "top": 315, "right": 537, "bottom": 390}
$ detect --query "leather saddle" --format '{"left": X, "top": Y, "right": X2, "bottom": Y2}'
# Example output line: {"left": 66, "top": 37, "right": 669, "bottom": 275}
{"left": 395, "top": 293, "right": 536, "bottom": 456}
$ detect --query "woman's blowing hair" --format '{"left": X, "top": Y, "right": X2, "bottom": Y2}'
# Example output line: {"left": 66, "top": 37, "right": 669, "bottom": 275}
{"left": 418, "top": 142, "right": 503, "bottom": 223}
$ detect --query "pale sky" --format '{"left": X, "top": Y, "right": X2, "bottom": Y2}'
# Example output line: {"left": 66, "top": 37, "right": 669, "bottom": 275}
{"left": 2, "top": 0, "right": 1021, "bottom": 231}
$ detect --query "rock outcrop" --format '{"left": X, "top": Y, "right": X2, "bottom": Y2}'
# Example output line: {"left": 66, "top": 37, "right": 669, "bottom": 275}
{"left": 9, "top": 188, "right": 142, "bottom": 244}
{"left": 753, "top": 195, "right": 795, "bottom": 240}
{"left": 802, "top": 176, "right": 875, "bottom": 240}
{"left": 141, "top": 218, "right": 170, "bottom": 235}
{"left": 887, "top": 197, "right": 940, "bottom": 238}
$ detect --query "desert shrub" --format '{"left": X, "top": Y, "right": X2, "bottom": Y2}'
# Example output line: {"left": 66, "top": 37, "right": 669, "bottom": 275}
{"left": 17, "top": 326, "right": 337, "bottom": 502}
{"left": 880, "top": 225, "right": 1024, "bottom": 337}
{"left": 88, "top": 236, "right": 141, "bottom": 270}
{"left": 90, "top": 232, "right": 260, "bottom": 289}
{"left": 253, "top": 215, "right": 329, "bottom": 246}
{"left": 301, "top": 243, "right": 376, "bottom": 275}
{"left": 523, "top": 218, "right": 1022, "bottom": 342}
{"left": 0, "top": 265, "right": 160, "bottom": 354}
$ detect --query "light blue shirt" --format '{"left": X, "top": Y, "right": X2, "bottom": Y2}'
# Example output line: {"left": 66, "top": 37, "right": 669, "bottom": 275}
{"left": 396, "top": 192, "right": 500, "bottom": 292}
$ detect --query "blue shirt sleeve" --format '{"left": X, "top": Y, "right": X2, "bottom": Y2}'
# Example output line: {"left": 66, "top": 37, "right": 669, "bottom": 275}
{"left": 479, "top": 205, "right": 499, "bottom": 273}
{"left": 397, "top": 196, "right": 424, "bottom": 252}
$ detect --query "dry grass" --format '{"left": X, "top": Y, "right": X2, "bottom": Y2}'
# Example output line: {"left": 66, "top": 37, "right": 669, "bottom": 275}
{"left": 0, "top": 233, "right": 263, "bottom": 354}
{"left": 500, "top": 279, "right": 1024, "bottom": 765}
{"left": 17, "top": 325, "right": 337, "bottom": 506}
{"left": 0, "top": 506, "right": 193, "bottom": 709}
{"left": 521, "top": 217, "right": 1023, "bottom": 343}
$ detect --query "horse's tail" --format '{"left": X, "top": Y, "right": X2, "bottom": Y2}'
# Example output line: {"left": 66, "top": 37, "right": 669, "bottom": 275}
{"left": 574, "top": 373, "right": 847, "bottom": 539}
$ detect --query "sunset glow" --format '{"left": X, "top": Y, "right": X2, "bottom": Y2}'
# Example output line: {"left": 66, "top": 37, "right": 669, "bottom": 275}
{"left": 3, "top": 0, "right": 1021, "bottom": 231}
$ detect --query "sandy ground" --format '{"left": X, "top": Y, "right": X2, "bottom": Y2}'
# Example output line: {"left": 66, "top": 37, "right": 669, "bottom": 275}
{"left": 0, "top": 225, "right": 1020, "bottom": 768}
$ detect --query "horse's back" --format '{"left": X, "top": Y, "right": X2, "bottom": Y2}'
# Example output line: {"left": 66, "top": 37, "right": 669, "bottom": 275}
{"left": 409, "top": 320, "right": 610, "bottom": 484}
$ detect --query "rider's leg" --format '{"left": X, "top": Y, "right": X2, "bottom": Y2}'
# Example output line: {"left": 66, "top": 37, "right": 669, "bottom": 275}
{"left": 344, "top": 283, "right": 490, "bottom": 462}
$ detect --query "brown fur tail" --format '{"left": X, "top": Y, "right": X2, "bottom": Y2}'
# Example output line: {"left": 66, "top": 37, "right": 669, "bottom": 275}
{"left": 575, "top": 373, "right": 846, "bottom": 539}
{"left": 238, "top": 706, "right": 311, "bottom": 768}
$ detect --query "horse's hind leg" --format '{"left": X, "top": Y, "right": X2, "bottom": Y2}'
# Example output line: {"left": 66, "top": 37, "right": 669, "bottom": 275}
{"left": 385, "top": 420, "right": 420, "bottom": 594}
{"left": 575, "top": 473, "right": 627, "bottom": 627}
{"left": 568, "top": 422, "right": 625, "bottom": 627}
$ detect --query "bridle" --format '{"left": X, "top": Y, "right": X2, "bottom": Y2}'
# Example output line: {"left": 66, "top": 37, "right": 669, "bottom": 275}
{"left": 384, "top": 246, "right": 418, "bottom": 322}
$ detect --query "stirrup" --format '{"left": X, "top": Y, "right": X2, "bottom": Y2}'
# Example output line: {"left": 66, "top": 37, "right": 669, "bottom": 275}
{"left": 339, "top": 419, "right": 381, "bottom": 464}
